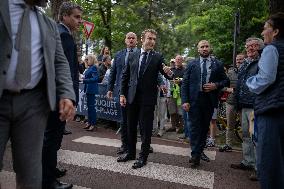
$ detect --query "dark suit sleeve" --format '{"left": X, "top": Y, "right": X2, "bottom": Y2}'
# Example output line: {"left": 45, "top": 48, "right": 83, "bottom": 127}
{"left": 60, "top": 32, "right": 79, "bottom": 104}
{"left": 181, "top": 63, "right": 191, "bottom": 104}
{"left": 53, "top": 27, "right": 76, "bottom": 102}
{"left": 107, "top": 52, "right": 119, "bottom": 91}
{"left": 215, "top": 62, "right": 230, "bottom": 89}
{"left": 120, "top": 55, "right": 130, "bottom": 97}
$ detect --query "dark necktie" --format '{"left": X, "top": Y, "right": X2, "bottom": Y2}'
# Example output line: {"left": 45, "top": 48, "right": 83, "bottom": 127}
{"left": 139, "top": 52, "right": 147, "bottom": 78}
{"left": 15, "top": 5, "right": 32, "bottom": 89}
{"left": 125, "top": 49, "right": 133, "bottom": 65}
{"left": 201, "top": 58, "right": 207, "bottom": 88}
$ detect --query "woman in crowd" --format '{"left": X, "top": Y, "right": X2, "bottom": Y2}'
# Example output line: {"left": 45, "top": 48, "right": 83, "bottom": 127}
{"left": 246, "top": 12, "right": 284, "bottom": 189}
{"left": 83, "top": 54, "right": 99, "bottom": 131}
{"left": 97, "top": 46, "right": 111, "bottom": 63}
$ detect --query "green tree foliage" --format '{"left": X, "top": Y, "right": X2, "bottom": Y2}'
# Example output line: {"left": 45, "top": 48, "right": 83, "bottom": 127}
{"left": 175, "top": 0, "right": 268, "bottom": 64}
{"left": 59, "top": 0, "right": 268, "bottom": 63}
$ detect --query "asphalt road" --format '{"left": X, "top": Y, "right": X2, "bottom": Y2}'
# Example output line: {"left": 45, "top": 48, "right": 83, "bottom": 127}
{"left": 1, "top": 121, "right": 260, "bottom": 189}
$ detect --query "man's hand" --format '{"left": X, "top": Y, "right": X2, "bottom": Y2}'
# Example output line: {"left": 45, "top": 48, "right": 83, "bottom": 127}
{"left": 120, "top": 95, "right": 127, "bottom": 107}
{"left": 162, "top": 64, "right": 173, "bottom": 76}
{"left": 182, "top": 103, "right": 190, "bottom": 112}
{"left": 160, "top": 85, "right": 168, "bottom": 95}
{"left": 203, "top": 82, "right": 217, "bottom": 92}
{"left": 106, "top": 91, "right": 113, "bottom": 99}
{"left": 226, "top": 87, "right": 234, "bottom": 93}
{"left": 59, "top": 99, "right": 75, "bottom": 122}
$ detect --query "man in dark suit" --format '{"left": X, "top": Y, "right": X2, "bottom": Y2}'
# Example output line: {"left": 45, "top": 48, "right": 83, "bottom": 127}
{"left": 181, "top": 40, "right": 229, "bottom": 168}
{"left": 107, "top": 32, "right": 138, "bottom": 154}
{"left": 42, "top": 2, "right": 82, "bottom": 188}
{"left": 118, "top": 29, "right": 172, "bottom": 169}
{"left": 0, "top": 0, "right": 75, "bottom": 188}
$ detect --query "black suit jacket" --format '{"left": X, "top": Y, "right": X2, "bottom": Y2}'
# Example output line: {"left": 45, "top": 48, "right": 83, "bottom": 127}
{"left": 107, "top": 48, "right": 128, "bottom": 92}
{"left": 120, "top": 49, "right": 171, "bottom": 105}
{"left": 58, "top": 24, "right": 79, "bottom": 104}
{"left": 181, "top": 57, "right": 229, "bottom": 108}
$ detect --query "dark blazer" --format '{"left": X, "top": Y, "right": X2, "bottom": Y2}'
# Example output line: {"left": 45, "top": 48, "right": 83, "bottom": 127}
{"left": 83, "top": 65, "right": 99, "bottom": 94}
{"left": 120, "top": 49, "right": 171, "bottom": 105}
{"left": 181, "top": 57, "right": 229, "bottom": 108}
{"left": 0, "top": 2, "right": 75, "bottom": 111}
{"left": 58, "top": 24, "right": 79, "bottom": 104}
{"left": 107, "top": 48, "right": 128, "bottom": 92}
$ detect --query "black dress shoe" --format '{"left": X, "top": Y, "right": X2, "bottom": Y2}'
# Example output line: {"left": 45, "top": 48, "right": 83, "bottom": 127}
{"left": 230, "top": 163, "right": 254, "bottom": 170}
{"left": 149, "top": 146, "right": 154, "bottom": 153}
{"left": 117, "top": 147, "right": 127, "bottom": 155}
{"left": 189, "top": 156, "right": 200, "bottom": 168}
{"left": 117, "top": 154, "right": 135, "bottom": 162}
{"left": 63, "top": 129, "right": 72, "bottom": 135}
{"left": 191, "top": 161, "right": 200, "bottom": 168}
{"left": 200, "top": 152, "right": 210, "bottom": 162}
{"left": 55, "top": 168, "right": 67, "bottom": 178}
{"left": 45, "top": 180, "right": 73, "bottom": 189}
{"left": 132, "top": 159, "right": 147, "bottom": 169}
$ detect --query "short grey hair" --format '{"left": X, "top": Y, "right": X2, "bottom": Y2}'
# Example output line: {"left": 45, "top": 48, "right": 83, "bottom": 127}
{"left": 58, "top": 2, "right": 82, "bottom": 21}
{"left": 246, "top": 37, "right": 264, "bottom": 49}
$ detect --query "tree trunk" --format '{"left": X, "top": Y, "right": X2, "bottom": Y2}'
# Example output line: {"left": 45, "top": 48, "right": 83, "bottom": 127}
{"left": 50, "top": 0, "right": 69, "bottom": 22}
{"left": 269, "top": 0, "right": 284, "bottom": 14}
{"left": 98, "top": 0, "right": 112, "bottom": 50}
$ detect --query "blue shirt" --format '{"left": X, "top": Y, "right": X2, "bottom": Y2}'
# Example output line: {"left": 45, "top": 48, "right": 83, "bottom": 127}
{"left": 246, "top": 45, "right": 279, "bottom": 94}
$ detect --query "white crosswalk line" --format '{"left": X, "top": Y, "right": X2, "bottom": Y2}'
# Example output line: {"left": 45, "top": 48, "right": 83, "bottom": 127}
{"left": 0, "top": 171, "right": 91, "bottom": 189}
{"left": 73, "top": 136, "right": 216, "bottom": 160}
{"left": 58, "top": 149, "right": 214, "bottom": 189}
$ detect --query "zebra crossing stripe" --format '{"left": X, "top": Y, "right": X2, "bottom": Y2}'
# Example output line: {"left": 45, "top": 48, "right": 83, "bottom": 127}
{"left": 58, "top": 149, "right": 214, "bottom": 189}
{"left": 0, "top": 171, "right": 91, "bottom": 189}
{"left": 73, "top": 136, "right": 216, "bottom": 160}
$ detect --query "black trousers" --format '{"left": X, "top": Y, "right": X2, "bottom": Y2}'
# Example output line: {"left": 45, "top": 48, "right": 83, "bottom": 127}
{"left": 188, "top": 92, "right": 214, "bottom": 158}
{"left": 126, "top": 102, "right": 155, "bottom": 160}
{"left": 42, "top": 110, "right": 65, "bottom": 185}
{"left": 120, "top": 106, "right": 128, "bottom": 148}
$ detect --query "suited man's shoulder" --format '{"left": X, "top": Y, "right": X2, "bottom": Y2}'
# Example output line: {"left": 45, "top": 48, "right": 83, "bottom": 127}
{"left": 211, "top": 57, "right": 223, "bottom": 65}
{"left": 186, "top": 58, "right": 199, "bottom": 67}
{"left": 114, "top": 49, "right": 126, "bottom": 59}
{"left": 36, "top": 8, "right": 58, "bottom": 32}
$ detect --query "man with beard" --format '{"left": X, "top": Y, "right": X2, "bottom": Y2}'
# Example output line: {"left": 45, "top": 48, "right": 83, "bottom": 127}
{"left": 181, "top": 40, "right": 229, "bottom": 168}
{"left": 0, "top": 0, "right": 75, "bottom": 188}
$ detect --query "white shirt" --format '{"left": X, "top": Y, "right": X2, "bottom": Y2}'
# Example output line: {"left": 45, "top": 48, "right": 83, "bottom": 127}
{"left": 200, "top": 56, "right": 212, "bottom": 91}
{"left": 5, "top": 0, "right": 44, "bottom": 90}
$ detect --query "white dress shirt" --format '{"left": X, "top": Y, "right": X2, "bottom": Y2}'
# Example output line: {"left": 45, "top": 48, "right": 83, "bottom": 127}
{"left": 5, "top": 0, "right": 44, "bottom": 91}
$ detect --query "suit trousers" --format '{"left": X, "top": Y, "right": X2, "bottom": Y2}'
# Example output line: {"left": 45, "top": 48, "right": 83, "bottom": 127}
{"left": 188, "top": 92, "right": 214, "bottom": 158}
{"left": 86, "top": 94, "right": 97, "bottom": 125}
{"left": 256, "top": 110, "right": 284, "bottom": 189}
{"left": 42, "top": 110, "right": 66, "bottom": 185}
{"left": 0, "top": 88, "right": 49, "bottom": 189}
{"left": 120, "top": 106, "right": 128, "bottom": 148}
{"left": 127, "top": 102, "right": 155, "bottom": 160}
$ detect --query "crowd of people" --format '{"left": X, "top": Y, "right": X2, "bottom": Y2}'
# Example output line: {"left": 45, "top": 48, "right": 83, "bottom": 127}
{"left": 0, "top": 0, "right": 283, "bottom": 189}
